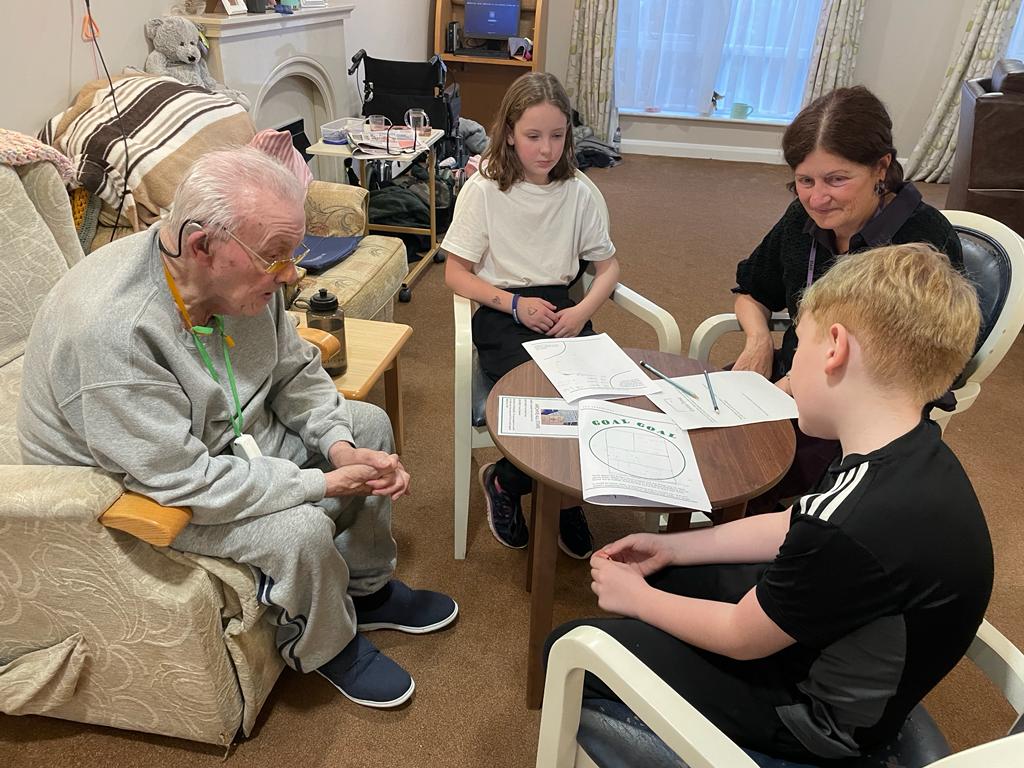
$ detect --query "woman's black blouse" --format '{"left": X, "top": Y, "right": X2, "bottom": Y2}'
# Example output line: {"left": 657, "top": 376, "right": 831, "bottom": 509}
{"left": 733, "top": 183, "right": 963, "bottom": 374}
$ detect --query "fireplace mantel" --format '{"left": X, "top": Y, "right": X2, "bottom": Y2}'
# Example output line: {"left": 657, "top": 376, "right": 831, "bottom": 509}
{"left": 187, "top": 2, "right": 355, "bottom": 142}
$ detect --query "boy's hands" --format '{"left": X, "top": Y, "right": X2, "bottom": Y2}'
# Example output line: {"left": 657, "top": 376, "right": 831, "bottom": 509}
{"left": 590, "top": 554, "right": 650, "bottom": 618}
{"left": 517, "top": 296, "right": 559, "bottom": 334}
{"left": 548, "top": 304, "right": 589, "bottom": 338}
{"left": 588, "top": 533, "right": 677, "bottom": 618}
{"left": 598, "top": 533, "right": 675, "bottom": 576}
{"left": 325, "top": 441, "right": 411, "bottom": 500}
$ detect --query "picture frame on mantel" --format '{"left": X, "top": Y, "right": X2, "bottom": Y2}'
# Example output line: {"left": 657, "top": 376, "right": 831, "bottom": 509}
{"left": 205, "top": 0, "right": 248, "bottom": 15}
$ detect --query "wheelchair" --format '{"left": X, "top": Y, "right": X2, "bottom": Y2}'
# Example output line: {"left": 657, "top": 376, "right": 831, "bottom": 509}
{"left": 348, "top": 49, "right": 463, "bottom": 166}
{"left": 347, "top": 50, "right": 465, "bottom": 301}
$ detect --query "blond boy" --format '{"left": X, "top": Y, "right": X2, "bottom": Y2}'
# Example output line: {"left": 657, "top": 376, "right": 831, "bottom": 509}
{"left": 547, "top": 244, "right": 993, "bottom": 761}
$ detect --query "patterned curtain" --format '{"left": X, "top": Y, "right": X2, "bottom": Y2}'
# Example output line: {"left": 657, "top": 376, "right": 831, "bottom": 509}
{"left": 801, "top": 0, "right": 865, "bottom": 106}
{"left": 906, "top": 0, "right": 1022, "bottom": 182}
{"left": 564, "top": 0, "right": 619, "bottom": 144}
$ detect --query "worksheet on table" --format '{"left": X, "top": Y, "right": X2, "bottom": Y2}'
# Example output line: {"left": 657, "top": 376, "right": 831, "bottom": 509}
{"left": 497, "top": 396, "right": 579, "bottom": 438}
{"left": 578, "top": 400, "right": 711, "bottom": 511}
{"left": 523, "top": 334, "right": 659, "bottom": 403}
{"left": 648, "top": 370, "right": 798, "bottom": 430}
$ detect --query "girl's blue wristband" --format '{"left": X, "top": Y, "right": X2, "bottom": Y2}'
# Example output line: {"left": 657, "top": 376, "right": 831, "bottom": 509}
{"left": 511, "top": 293, "right": 521, "bottom": 325}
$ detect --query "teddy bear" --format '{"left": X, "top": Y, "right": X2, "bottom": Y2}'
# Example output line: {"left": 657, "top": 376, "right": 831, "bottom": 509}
{"left": 143, "top": 16, "right": 251, "bottom": 110}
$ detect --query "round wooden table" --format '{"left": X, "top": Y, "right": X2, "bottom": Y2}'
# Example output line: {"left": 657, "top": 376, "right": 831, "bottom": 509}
{"left": 485, "top": 348, "right": 795, "bottom": 709}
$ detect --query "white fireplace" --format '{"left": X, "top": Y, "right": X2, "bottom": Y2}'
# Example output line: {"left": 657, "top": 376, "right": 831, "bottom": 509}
{"left": 187, "top": 2, "right": 355, "bottom": 181}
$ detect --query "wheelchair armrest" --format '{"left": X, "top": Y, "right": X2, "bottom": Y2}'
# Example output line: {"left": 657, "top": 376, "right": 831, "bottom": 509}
{"left": 689, "top": 312, "right": 792, "bottom": 363}
{"left": 99, "top": 491, "right": 192, "bottom": 547}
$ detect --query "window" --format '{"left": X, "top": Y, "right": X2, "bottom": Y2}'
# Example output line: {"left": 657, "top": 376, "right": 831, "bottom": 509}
{"left": 1006, "top": 1, "right": 1024, "bottom": 60}
{"left": 616, "top": 0, "right": 824, "bottom": 121}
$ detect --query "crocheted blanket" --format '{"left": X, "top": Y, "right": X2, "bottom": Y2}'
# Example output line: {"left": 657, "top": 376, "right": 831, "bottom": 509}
{"left": 0, "top": 129, "right": 74, "bottom": 182}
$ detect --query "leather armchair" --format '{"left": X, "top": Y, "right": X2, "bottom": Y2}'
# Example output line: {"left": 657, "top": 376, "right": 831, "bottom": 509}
{"left": 947, "top": 58, "right": 1024, "bottom": 237}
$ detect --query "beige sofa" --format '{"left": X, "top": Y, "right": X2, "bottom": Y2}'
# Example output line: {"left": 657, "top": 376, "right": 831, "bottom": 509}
{"left": 0, "top": 162, "right": 398, "bottom": 745}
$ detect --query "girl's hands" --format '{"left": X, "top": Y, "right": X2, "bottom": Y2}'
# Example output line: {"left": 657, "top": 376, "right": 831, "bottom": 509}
{"left": 548, "top": 305, "right": 588, "bottom": 338}
{"left": 517, "top": 296, "right": 559, "bottom": 333}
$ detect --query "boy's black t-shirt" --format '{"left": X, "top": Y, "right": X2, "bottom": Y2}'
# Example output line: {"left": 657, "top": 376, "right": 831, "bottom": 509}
{"left": 755, "top": 420, "right": 993, "bottom": 758}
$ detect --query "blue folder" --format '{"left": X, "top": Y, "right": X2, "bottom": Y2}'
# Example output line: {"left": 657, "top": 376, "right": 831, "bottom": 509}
{"left": 298, "top": 235, "right": 362, "bottom": 273}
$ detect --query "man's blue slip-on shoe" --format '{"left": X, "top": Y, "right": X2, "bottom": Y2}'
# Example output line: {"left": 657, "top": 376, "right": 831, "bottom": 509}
{"left": 317, "top": 634, "right": 414, "bottom": 708}
{"left": 356, "top": 580, "right": 459, "bottom": 634}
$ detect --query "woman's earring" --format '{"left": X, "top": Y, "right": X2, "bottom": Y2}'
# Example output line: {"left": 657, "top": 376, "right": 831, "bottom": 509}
{"left": 874, "top": 179, "right": 886, "bottom": 196}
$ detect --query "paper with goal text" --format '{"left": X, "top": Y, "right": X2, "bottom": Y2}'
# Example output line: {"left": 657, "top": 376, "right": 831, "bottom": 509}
{"left": 578, "top": 400, "right": 711, "bottom": 511}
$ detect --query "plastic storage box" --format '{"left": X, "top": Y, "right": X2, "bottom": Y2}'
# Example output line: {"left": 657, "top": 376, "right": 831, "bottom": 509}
{"left": 320, "top": 118, "right": 348, "bottom": 144}
{"left": 320, "top": 117, "right": 364, "bottom": 145}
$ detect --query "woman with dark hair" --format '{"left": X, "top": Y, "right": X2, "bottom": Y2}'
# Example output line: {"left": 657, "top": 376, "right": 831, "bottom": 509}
{"left": 732, "top": 86, "right": 963, "bottom": 512}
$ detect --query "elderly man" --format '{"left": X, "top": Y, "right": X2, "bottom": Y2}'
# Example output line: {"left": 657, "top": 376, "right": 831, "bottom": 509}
{"left": 17, "top": 147, "right": 456, "bottom": 709}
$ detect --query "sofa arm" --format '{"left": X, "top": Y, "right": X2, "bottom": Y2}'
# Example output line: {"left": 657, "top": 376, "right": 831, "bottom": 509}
{"left": 99, "top": 491, "right": 192, "bottom": 547}
{"left": 305, "top": 180, "right": 368, "bottom": 237}
{"left": 0, "top": 465, "right": 190, "bottom": 547}
{"left": 1, "top": 465, "right": 123, "bottom": 522}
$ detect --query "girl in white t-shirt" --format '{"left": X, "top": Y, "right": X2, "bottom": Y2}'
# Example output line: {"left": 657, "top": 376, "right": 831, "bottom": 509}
{"left": 443, "top": 72, "right": 620, "bottom": 559}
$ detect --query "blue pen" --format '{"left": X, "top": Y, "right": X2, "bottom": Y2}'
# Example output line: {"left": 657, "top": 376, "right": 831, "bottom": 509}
{"left": 639, "top": 360, "right": 699, "bottom": 399}
{"left": 702, "top": 367, "right": 721, "bottom": 413}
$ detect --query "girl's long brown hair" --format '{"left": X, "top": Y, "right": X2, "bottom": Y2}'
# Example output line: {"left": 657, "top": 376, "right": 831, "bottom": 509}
{"left": 482, "top": 72, "right": 577, "bottom": 192}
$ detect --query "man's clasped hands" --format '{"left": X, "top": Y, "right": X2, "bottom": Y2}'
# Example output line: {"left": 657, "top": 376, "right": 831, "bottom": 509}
{"left": 325, "top": 441, "right": 411, "bottom": 500}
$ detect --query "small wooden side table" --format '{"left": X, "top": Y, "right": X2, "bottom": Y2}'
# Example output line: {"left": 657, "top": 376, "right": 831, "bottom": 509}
{"left": 296, "top": 315, "right": 413, "bottom": 453}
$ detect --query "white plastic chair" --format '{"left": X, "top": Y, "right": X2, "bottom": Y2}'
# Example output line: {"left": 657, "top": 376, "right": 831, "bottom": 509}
{"left": 452, "top": 170, "right": 682, "bottom": 559}
{"left": 688, "top": 211, "right": 1024, "bottom": 432}
{"left": 536, "top": 620, "right": 1024, "bottom": 768}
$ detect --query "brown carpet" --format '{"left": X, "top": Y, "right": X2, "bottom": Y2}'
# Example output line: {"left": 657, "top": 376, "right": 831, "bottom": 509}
{"left": 4, "top": 156, "right": 1021, "bottom": 767}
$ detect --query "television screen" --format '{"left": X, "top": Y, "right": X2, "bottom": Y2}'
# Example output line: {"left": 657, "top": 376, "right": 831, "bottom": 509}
{"left": 464, "top": 0, "right": 521, "bottom": 40}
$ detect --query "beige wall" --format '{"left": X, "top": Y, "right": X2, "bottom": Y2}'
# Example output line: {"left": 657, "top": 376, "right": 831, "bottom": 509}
{"left": 1, "top": 1, "right": 975, "bottom": 156}
{"left": 0, "top": 1, "right": 433, "bottom": 137}
{"left": 542, "top": 0, "right": 974, "bottom": 162}
{"left": 856, "top": 0, "right": 974, "bottom": 156}
{"left": 543, "top": 0, "right": 574, "bottom": 84}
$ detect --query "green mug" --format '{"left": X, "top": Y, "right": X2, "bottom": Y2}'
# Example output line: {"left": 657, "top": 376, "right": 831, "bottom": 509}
{"left": 730, "top": 102, "right": 754, "bottom": 119}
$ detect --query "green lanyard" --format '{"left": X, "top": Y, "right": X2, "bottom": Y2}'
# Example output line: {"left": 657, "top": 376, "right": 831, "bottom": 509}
{"left": 163, "top": 263, "right": 244, "bottom": 438}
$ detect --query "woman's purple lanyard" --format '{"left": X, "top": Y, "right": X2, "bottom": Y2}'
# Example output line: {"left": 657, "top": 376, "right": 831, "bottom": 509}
{"left": 806, "top": 200, "right": 886, "bottom": 289}
{"left": 805, "top": 241, "right": 818, "bottom": 289}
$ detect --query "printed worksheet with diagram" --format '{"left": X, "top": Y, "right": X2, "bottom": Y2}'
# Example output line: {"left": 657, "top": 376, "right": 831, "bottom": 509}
{"left": 649, "top": 370, "right": 798, "bottom": 430}
{"left": 578, "top": 400, "right": 711, "bottom": 511}
{"left": 523, "top": 334, "right": 659, "bottom": 402}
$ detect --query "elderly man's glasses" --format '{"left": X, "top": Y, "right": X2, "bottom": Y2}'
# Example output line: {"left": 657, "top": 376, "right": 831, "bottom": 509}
{"left": 222, "top": 227, "right": 309, "bottom": 274}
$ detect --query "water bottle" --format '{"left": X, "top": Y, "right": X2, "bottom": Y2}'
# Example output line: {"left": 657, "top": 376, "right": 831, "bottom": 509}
{"left": 306, "top": 288, "right": 348, "bottom": 376}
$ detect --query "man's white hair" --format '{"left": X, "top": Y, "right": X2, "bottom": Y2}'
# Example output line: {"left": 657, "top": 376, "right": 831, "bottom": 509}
{"left": 165, "top": 146, "right": 305, "bottom": 242}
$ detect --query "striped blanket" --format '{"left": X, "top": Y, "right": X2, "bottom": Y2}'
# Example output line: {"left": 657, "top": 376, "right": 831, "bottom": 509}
{"left": 40, "top": 74, "right": 254, "bottom": 229}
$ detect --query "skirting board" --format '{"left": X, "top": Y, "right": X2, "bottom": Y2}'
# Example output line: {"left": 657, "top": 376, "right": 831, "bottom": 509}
{"left": 621, "top": 139, "right": 913, "bottom": 171}
{"left": 621, "top": 138, "right": 785, "bottom": 165}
